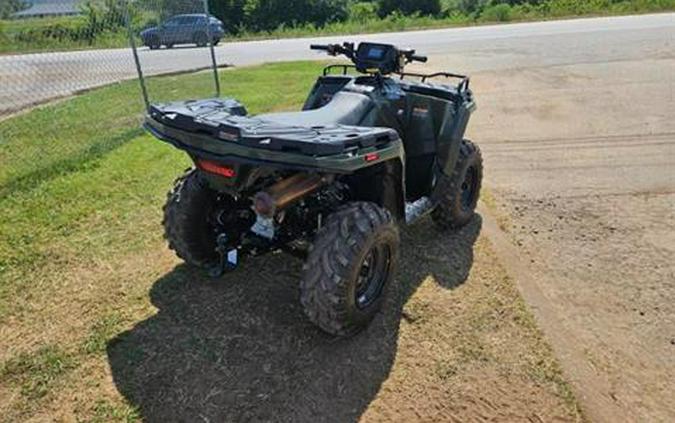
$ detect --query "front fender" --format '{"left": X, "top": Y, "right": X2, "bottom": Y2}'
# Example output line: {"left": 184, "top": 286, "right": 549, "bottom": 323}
{"left": 436, "top": 98, "right": 475, "bottom": 177}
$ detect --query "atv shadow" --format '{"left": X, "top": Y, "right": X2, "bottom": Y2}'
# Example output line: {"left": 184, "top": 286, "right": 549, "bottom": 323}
{"left": 107, "top": 215, "right": 482, "bottom": 422}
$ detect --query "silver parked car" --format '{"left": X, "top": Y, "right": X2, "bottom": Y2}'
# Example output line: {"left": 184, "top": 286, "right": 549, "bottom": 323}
{"left": 140, "top": 14, "right": 225, "bottom": 49}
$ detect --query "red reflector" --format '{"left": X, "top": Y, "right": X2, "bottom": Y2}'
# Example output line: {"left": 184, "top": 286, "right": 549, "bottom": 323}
{"left": 365, "top": 153, "right": 379, "bottom": 162}
{"left": 197, "top": 159, "right": 236, "bottom": 178}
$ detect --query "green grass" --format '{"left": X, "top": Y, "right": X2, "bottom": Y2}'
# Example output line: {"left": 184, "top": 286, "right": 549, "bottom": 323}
{"left": 89, "top": 399, "right": 140, "bottom": 423}
{"left": 1, "top": 0, "right": 673, "bottom": 55}
{"left": 0, "top": 62, "right": 319, "bottom": 199}
{"left": 1, "top": 15, "right": 78, "bottom": 33}
{"left": 0, "top": 15, "right": 129, "bottom": 54}
{"left": 0, "top": 61, "right": 316, "bottom": 420}
{"left": 0, "top": 61, "right": 318, "bottom": 313}
{"left": 83, "top": 313, "right": 126, "bottom": 355}
{"left": 0, "top": 345, "right": 77, "bottom": 400}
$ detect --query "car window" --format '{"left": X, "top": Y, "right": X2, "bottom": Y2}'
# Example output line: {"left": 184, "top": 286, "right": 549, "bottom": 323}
{"left": 164, "top": 17, "right": 181, "bottom": 26}
{"left": 189, "top": 16, "right": 208, "bottom": 26}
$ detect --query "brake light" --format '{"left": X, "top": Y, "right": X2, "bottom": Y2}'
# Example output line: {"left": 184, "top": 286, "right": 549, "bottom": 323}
{"left": 197, "top": 159, "right": 236, "bottom": 178}
{"left": 365, "top": 153, "right": 379, "bottom": 162}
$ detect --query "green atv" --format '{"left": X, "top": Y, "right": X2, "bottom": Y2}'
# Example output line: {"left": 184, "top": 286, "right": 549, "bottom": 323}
{"left": 145, "top": 42, "right": 482, "bottom": 336}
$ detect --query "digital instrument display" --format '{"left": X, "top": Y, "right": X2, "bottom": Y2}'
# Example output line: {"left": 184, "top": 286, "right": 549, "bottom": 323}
{"left": 367, "top": 46, "right": 385, "bottom": 60}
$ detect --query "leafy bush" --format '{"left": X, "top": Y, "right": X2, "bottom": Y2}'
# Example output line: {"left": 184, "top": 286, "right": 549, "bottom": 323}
{"left": 378, "top": 0, "right": 442, "bottom": 17}
{"left": 0, "top": 21, "right": 7, "bottom": 44}
{"left": 12, "top": 0, "right": 136, "bottom": 46}
{"left": 243, "top": 0, "right": 349, "bottom": 32}
{"left": 15, "top": 19, "right": 86, "bottom": 44}
{"left": 349, "top": 2, "right": 379, "bottom": 22}
{"left": 481, "top": 3, "right": 513, "bottom": 21}
{"left": 208, "top": 0, "right": 247, "bottom": 33}
{"left": 0, "top": 0, "right": 27, "bottom": 19}
{"left": 454, "top": 0, "right": 490, "bottom": 14}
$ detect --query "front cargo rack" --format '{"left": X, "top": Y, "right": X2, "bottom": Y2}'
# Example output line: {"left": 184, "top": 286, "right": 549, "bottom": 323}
{"left": 322, "top": 64, "right": 470, "bottom": 93}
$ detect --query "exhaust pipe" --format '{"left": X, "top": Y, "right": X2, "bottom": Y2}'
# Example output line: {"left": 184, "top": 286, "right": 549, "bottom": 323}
{"left": 253, "top": 173, "right": 329, "bottom": 217}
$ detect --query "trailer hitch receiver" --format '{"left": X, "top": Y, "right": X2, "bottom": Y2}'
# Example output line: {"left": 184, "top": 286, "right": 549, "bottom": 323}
{"left": 209, "top": 234, "right": 239, "bottom": 278}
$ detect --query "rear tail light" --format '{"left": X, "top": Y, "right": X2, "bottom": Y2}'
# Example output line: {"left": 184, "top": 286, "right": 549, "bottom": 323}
{"left": 365, "top": 153, "right": 379, "bottom": 162}
{"left": 196, "top": 159, "right": 236, "bottom": 178}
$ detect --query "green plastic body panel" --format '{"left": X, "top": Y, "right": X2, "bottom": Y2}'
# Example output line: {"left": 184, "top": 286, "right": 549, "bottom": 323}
{"left": 145, "top": 72, "right": 475, "bottom": 204}
{"left": 145, "top": 116, "right": 405, "bottom": 175}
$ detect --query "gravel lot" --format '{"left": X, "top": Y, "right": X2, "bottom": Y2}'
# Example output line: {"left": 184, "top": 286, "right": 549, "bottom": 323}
{"left": 455, "top": 22, "right": 674, "bottom": 421}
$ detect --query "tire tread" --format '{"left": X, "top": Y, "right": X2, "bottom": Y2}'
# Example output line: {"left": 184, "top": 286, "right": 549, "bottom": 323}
{"left": 300, "top": 202, "right": 399, "bottom": 336}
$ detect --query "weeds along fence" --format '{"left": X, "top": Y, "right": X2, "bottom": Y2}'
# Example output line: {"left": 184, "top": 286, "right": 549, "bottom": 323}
{"left": 0, "top": 0, "right": 221, "bottom": 199}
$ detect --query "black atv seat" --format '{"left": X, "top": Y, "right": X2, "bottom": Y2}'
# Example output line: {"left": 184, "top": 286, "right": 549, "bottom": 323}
{"left": 257, "top": 91, "right": 371, "bottom": 127}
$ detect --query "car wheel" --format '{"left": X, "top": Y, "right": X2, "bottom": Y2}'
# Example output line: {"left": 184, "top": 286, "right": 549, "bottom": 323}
{"left": 193, "top": 32, "right": 208, "bottom": 47}
{"left": 147, "top": 35, "right": 160, "bottom": 50}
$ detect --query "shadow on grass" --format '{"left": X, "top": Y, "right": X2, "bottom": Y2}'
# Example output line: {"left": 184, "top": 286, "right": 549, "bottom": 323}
{"left": 107, "top": 215, "right": 482, "bottom": 422}
{"left": 0, "top": 127, "right": 144, "bottom": 200}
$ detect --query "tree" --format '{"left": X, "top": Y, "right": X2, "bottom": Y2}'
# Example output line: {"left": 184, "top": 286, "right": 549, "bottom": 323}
{"left": 378, "top": 0, "right": 441, "bottom": 17}
{"left": 158, "top": 0, "right": 202, "bottom": 17}
{"left": 242, "top": 0, "right": 348, "bottom": 32}
{"left": 208, "top": 0, "right": 247, "bottom": 33}
{"left": 0, "top": 0, "right": 27, "bottom": 19}
{"left": 452, "top": 0, "right": 545, "bottom": 15}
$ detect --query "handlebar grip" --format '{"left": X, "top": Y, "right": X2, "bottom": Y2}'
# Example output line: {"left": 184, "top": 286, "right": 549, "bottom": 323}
{"left": 310, "top": 44, "right": 330, "bottom": 51}
{"left": 411, "top": 55, "right": 428, "bottom": 63}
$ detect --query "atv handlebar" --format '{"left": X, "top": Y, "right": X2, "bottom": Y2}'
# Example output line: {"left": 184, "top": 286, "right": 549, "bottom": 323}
{"left": 311, "top": 43, "right": 427, "bottom": 62}
{"left": 409, "top": 54, "right": 428, "bottom": 63}
{"left": 310, "top": 43, "right": 354, "bottom": 58}
{"left": 398, "top": 48, "right": 427, "bottom": 64}
{"left": 311, "top": 42, "right": 429, "bottom": 74}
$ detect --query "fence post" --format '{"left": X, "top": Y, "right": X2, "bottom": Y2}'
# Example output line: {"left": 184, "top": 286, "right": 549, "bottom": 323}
{"left": 202, "top": 0, "right": 221, "bottom": 97}
{"left": 124, "top": 0, "right": 149, "bottom": 112}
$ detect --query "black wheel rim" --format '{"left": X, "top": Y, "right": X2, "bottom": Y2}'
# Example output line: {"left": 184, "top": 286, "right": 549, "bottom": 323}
{"left": 460, "top": 165, "right": 479, "bottom": 211}
{"left": 355, "top": 244, "right": 391, "bottom": 310}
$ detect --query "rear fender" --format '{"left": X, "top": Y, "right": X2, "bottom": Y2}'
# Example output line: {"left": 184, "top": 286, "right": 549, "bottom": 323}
{"left": 346, "top": 159, "right": 405, "bottom": 222}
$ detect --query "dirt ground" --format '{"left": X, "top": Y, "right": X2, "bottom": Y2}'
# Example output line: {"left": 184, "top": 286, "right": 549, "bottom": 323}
{"left": 105, "top": 221, "right": 580, "bottom": 423}
{"left": 457, "top": 45, "right": 674, "bottom": 421}
{"left": 0, "top": 217, "right": 582, "bottom": 422}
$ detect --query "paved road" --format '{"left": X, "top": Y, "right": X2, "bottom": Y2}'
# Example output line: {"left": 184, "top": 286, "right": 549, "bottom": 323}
{"left": 0, "top": 13, "right": 673, "bottom": 117}
{"left": 459, "top": 16, "right": 674, "bottom": 422}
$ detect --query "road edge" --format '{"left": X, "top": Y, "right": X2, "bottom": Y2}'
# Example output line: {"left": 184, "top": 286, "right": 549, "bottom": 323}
{"left": 478, "top": 201, "right": 619, "bottom": 423}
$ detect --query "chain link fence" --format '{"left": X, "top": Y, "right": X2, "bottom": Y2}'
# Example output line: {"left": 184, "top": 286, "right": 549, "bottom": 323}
{"left": 0, "top": 0, "right": 222, "bottom": 197}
